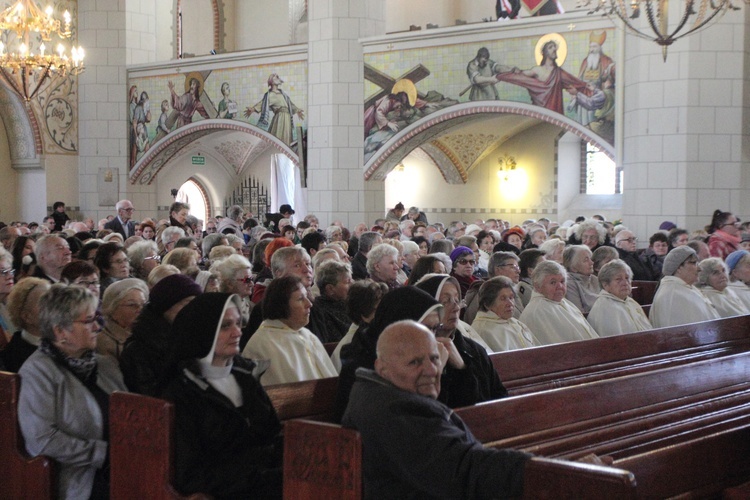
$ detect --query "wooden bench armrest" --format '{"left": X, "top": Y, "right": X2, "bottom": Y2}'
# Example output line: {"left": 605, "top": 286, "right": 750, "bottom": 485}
{"left": 283, "top": 419, "right": 361, "bottom": 500}
{"left": 523, "top": 456, "right": 636, "bottom": 499}
{"left": 0, "top": 371, "right": 55, "bottom": 499}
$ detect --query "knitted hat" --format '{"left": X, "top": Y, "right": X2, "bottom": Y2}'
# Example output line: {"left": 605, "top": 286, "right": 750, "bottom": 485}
{"left": 502, "top": 226, "right": 525, "bottom": 242}
{"left": 726, "top": 250, "right": 749, "bottom": 274}
{"left": 662, "top": 246, "right": 697, "bottom": 276}
{"left": 450, "top": 246, "right": 474, "bottom": 263}
{"left": 149, "top": 274, "right": 203, "bottom": 315}
{"left": 659, "top": 221, "right": 677, "bottom": 231}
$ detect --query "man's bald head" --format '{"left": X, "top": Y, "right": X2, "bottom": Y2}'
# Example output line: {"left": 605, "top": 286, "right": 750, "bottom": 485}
{"left": 375, "top": 320, "right": 442, "bottom": 399}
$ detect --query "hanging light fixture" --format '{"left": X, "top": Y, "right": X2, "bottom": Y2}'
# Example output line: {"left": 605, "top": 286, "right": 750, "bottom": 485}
{"left": 0, "top": 0, "right": 84, "bottom": 102}
{"left": 578, "top": 0, "right": 739, "bottom": 60}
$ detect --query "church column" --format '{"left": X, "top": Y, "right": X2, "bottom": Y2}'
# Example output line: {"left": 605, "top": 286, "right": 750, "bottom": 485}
{"left": 620, "top": 14, "right": 749, "bottom": 238}
{"left": 77, "top": 0, "right": 157, "bottom": 222}
{"left": 306, "top": 0, "right": 386, "bottom": 227}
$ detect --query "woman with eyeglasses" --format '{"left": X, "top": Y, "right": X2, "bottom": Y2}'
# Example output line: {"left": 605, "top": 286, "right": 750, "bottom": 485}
{"left": 706, "top": 209, "right": 741, "bottom": 260}
{"left": 62, "top": 260, "right": 102, "bottom": 298}
{"left": 94, "top": 242, "right": 131, "bottom": 295}
{"left": 98, "top": 278, "right": 149, "bottom": 360}
{"left": 415, "top": 274, "right": 507, "bottom": 408}
{"left": 0, "top": 277, "right": 50, "bottom": 371}
{"left": 18, "top": 284, "right": 127, "bottom": 499}
{"left": 212, "top": 254, "right": 254, "bottom": 326}
{"left": 449, "top": 246, "right": 479, "bottom": 297}
{"left": 334, "top": 285, "right": 443, "bottom": 422}
{"left": 649, "top": 246, "right": 720, "bottom": 328}
{"left": 472, "top": 276, "right": 539, "bottom": 351}
{"left": 127, "top": 239, "right": 160, "bottom": 281}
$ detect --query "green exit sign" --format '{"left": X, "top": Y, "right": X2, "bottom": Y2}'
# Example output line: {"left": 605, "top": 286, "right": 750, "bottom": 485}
{"left": 192, "top": 155, "right": 205, "bottom": 165}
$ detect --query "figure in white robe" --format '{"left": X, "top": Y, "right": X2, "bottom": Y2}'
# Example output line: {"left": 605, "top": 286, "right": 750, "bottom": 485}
{"left": 727, "top": 281, "right": 750, "bottom": 310}
{"left": 586, "top": 291, "right": 652, "bottom": 337}
{"left": 242, "top": 319, "right": 337, "bottom": 386}
{"left": 519, "top": 291, "right": 599, "bottom": 345}
{"left": 649, "top": 276, "right": 720, "bottom": 328}
{"left": 472, "top": 310, "right": 539, "bottom": 351}
{"left": 699, "top": 286, "right": 749, "bottom": 318}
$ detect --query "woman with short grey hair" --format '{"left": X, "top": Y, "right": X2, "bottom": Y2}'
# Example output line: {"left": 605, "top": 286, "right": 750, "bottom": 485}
{"left": 128, "top": 239, "right": 160, "bottom": 281}
{"left": 211, "top": 254, "right": 254, "bottom": 323}
{"left": 538, "top": 238, "right": 564, "bottom": 264}
{"left": 366, "top": 243, "right": 401, "bottom": 288}
{"left": 99, "top": 278, "right": 149, "bottom": 359}
{"left": 19, "top": 284, "right": 126, "bottom": 499}
{"left": 697, "top": 257, "right": 749, "bottom": 317}
{"left": 472, "top": 276, "right": 538, "bottom": 351}
{"left": 587, "top": 259, "right": 652, "bottom": 336}
{"left": 571, "top": 219, "right": 607, "bottom": 250}
{"left": 519, "top": 260, "right": 599, "bottom": 345}
{"left": 592, "top": 245, "right": 619, "bottom": 275}
{"left": 563, "top": 244, "right": 600, "bottom": 314}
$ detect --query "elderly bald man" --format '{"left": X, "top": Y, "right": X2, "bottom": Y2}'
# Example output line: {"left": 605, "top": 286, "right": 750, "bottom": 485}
{"left": 614, "top": 229, "right": 660, "bottom": 281}
{"left": 342, "top": 320, "right": 530, "bottom": 499}
{"left": 32, "top": 235, "right": 73, "bottom": 282}
{"left": 104, "top": 199, "right": 136, "bottom": 239}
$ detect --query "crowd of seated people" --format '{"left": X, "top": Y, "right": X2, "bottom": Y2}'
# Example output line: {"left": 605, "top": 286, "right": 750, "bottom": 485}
{"left": 3, "top": 201, "right": 750, "bottom": 498}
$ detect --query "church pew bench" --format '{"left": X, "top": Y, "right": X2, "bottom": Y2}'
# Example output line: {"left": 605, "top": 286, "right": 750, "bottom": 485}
{"left": 630, "top": 280, "right": 658, "bottom": 306}
{"left": 282, "top": 419, "right": 638, "bottom": 500}
{"left": 0, "top": 371, "right": 55, "bottom": 500}
{"left": 264, "top": 316, "right": 750, "bottom": 424}
{"left": 265, "top": 376, "right": 339, "bottom": 421}
{"left": 109, "top": 391, "right": 209, "bottom": 500}
{"left": 459, "top": 351, "right": 750, "bottom": 456}
{"left": 494, "top": 315, "right": 750, "bottom": 395}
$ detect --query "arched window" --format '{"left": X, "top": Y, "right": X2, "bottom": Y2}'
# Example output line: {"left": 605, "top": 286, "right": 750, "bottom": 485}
{"left": 176, "top": 179, "right": 209, "bottom": 231}
{"left": 582, "top": 142, "right": 620, "bottom": 194}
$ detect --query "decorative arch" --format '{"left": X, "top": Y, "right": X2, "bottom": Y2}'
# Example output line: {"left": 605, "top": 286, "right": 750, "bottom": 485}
{"left": 364, "top": 101, "right": 614, "bottom": 183}
{"left": 130, "top": 119, "right": 299, "bottom": 185}
{"left": 0, "top": 84, "right": 43, "bottom": 166}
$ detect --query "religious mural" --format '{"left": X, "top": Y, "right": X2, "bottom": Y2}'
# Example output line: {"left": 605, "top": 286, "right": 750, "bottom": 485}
{"left": 363, "top": 30, "right": 615, "bottom": 162}
{"left": 127, "top": 61, "right": 307, "bottom": 169}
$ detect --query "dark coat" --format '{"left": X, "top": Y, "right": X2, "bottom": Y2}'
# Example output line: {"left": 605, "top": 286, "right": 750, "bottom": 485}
{"left": 0, "top": 331, "right": 37, "bottom": 372}
{"left": 161, "top": 356, "right": 282, "bottom": 499}
{"left": 310, "top": 295, "right": 350, "bottom": 343}
{"left": 351, "top": 251, "right": 368, "bottom": 280}
{"left": 104, "top": 217, "right": 135, "bottom": 240}
{"left": 342, "top": 369, "right": 530, "bottom": 499}
{"left": 617, "top": 248, "right": 661, "bottom": 281}
{"left": 119, "top": 305, "right": 171, "bottom": 396}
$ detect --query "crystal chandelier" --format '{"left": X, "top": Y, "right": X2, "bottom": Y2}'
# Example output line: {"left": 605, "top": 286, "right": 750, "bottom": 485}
{"left": 0, "top": 0, "right": 84, "bottom": 102}
{"left": 579, "top": 0, "right": 739, "bottom": 60}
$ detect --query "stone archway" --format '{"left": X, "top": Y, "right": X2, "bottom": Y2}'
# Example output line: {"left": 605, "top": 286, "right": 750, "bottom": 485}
{"left": 0, "top": 84, "right": 43, "bottom": 167}
{"left": 129, "top": 119, "right": 300, "bottom": 186}
{"left": 364, "top": 101, "right": 614, "bottom": 183}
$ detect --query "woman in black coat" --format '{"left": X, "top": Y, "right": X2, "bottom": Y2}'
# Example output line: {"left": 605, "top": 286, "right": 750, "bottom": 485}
{"left": 161, "top": 293, "right": 283, "bottom": 499}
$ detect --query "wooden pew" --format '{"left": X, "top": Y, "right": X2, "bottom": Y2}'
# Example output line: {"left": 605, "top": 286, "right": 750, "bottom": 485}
{"left": 265, "top": 376, "right": 339, "bottom": 421}
{"left": 0, "top": 371, "right": 55, "bottom": 500}
{"left": 458, "top": 351, "right": 750, "bottom": 458}
{"left": 110, "top": 391, "right": 208, "bottom": 500}
{"left": 266, "top": 316, "right": 750, "bottom": 423}
{"left": 494, "top": 315, "right": 750, "bottom": 395}
{"left": 282, "top": 419, "right": 639, "bottom": 500}
{"left": 630, "top": 280, "right": 658, "bottom": 306}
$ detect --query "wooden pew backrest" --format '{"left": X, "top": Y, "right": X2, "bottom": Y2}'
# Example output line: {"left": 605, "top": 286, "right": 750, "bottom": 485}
{"left": 267, "top": 376, "right": 339, "bottom": 421}
{"left": 283, "top": 419, "right": 362, "bottom": 500}
{"left": 0, "top": 371, "right": 55, "bottom": 499}
{"left": 110, "top": 391, "right": 206, "bottom": 500}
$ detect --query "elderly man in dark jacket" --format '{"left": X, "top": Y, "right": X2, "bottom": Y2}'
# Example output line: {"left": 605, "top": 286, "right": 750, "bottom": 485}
{"left": 615, "top": 230, "right": 660, "bottom": 281}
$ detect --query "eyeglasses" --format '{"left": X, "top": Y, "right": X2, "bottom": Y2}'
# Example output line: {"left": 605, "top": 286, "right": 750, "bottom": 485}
{"left": 428, "top": 323, "right": 444, "bottom": 334}
{"left": 236, "top": 277, "right": 254, "bottom": 284}
{"left": 621, "top": 238, "right": 637, "bottom": 243}
{"left": 0, "top": 268, "right": 15, "bottom": 277}
{"left": 498, "top": 264, "right": 520, "bottom": 271}
{"left": 440, "top": 297, "right": 467, "bottom": 309}
{"left": 457, "top": 258, "right": 476, "bottom": 266}
{"left": 144, "top": 255, "right": 161, "bottom": 262}
{"left": 77, "top": 280, "right": 100, "bottom": 287}
{"left": 723, "top": 221, "right": 740, "bottom": 228}
{"left": 122, "top": 208, "right": 135, "bottom": 213}
{"left": 73, "top": 313, "right": 103, "bottom": 327}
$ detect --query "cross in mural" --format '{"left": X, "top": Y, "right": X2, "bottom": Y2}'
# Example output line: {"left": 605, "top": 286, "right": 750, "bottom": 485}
{"left": 364, "top": 63, "right": 431, "bottom": 110}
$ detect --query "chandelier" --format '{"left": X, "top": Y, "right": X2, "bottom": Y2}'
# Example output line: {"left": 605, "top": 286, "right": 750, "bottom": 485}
{"left": 579, "top": 0, "right": 739, "bottom": 60}
{"left": 0, "top": 0, "right": 84, "bottom": 102}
